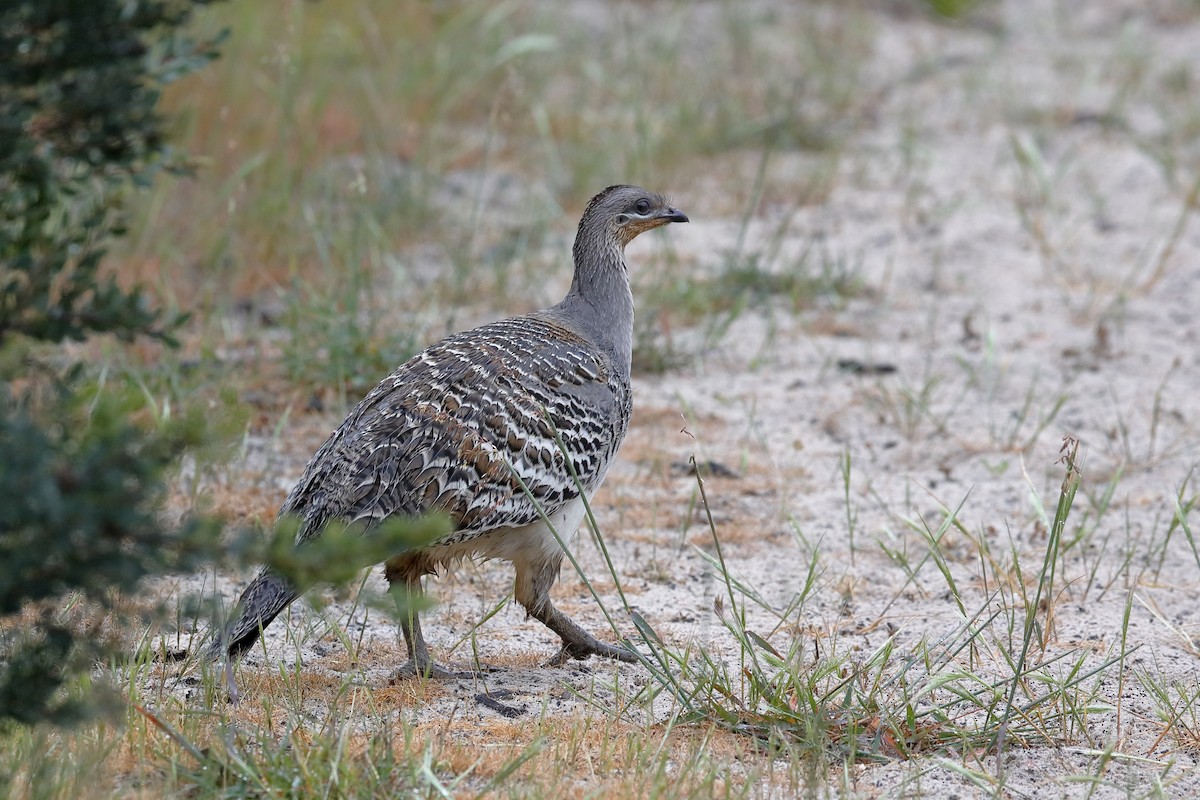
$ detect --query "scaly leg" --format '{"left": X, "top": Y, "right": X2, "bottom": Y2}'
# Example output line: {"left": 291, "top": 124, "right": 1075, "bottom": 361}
{"left": 514, "top": 556, "right": 637, "bottom": 666}
{"left": 384, "top": 557, "right": 457, "bottom": 680}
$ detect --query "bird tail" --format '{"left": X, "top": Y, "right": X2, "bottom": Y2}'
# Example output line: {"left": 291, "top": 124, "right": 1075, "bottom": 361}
{"left": 205, "top": 569, "right": 300, "bottom": 661}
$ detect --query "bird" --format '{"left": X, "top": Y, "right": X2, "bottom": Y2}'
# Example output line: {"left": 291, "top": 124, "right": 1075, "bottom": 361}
{"left": 208, "top": 185, "right": 688, "bottom": 679}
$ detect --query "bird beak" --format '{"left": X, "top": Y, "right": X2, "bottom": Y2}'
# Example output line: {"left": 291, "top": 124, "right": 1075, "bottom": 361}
{"left": 658, "top": 207, "right": 689, "bottom": 224}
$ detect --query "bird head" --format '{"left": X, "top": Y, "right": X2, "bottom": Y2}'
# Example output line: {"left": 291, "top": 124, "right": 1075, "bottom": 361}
{"left": 580, "top": 185, "right": 689, "bottom": 249}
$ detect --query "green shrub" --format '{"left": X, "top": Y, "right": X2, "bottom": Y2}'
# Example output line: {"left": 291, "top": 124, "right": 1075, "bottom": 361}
{"left": 0, "top": 0, "right": 225, "bottom": 727}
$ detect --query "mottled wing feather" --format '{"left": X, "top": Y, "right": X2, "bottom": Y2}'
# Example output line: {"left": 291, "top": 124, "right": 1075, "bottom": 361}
{"left": 280, "top": 314, "right": 630, "bottom": 547}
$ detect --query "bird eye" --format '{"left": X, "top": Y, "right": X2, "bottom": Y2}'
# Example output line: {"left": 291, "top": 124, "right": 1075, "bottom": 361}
{"left": 635, "top": 198, "right": 651, "bottom": 215}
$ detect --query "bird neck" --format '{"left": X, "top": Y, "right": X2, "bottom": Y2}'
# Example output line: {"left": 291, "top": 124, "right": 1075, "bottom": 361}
{"left": 559, "top": 236, "right": 634, "bottom": 378}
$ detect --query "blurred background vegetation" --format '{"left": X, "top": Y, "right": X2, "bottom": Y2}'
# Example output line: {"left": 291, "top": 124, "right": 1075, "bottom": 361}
{"left": 124, "top": 0, "right": 879, "bottom": 400}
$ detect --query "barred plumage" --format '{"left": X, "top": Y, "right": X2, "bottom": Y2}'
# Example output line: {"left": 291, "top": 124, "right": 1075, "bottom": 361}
{"left": 288, "top": 316, "right": 629, "bottom": 545}
{"left": 208, "top": 185, "right": 687, "bottom": 680}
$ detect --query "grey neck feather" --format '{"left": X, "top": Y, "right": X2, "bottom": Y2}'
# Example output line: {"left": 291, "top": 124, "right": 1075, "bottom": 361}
{"left": 548, "top": 218, "right": 634, "bottom": 378}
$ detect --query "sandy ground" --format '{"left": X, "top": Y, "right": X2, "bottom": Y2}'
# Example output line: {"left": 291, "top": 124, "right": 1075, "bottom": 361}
{"left": 151, "top": 1, "right": 1200, "bottom": 797}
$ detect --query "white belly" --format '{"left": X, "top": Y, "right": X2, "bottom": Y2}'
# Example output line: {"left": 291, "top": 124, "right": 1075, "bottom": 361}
{"left": 428, "top": 496, "right": 588, "bottom": 571}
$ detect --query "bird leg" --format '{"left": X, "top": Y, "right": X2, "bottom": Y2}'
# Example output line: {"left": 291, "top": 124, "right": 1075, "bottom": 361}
{"left": 384, "top": 560, "right": 457, "bottom": 680}
{"left": 515, "top": 557, "right": 638, "bottom": 666}
{"left": 537, "top": 604, "right": 640, "bottom": 666}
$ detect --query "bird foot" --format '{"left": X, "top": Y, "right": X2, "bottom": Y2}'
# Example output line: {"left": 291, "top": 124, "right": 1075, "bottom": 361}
{"left": 547, "top": 637, "right": 638, "bottom": 667}
{"left": 388, "top": 659, "right": 502, "bottom": 682}
{"left": 388, "top": 660, "right": 462, "bottom": 682}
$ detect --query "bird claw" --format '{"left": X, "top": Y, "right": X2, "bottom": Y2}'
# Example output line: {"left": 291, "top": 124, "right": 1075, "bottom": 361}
{"left": 547, "top": 638, "right": 638, "bottom": 667}
{"left": 387, "top": 659, "right": 504, "bottom": 682}
{"left": 388, "top": 660, "right": 462, "bottom": 682}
